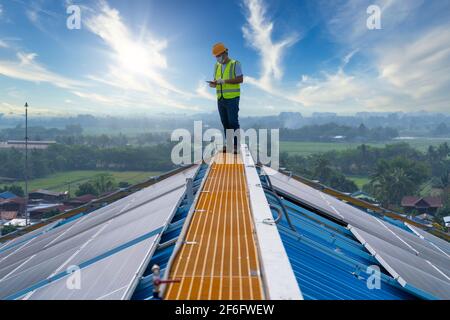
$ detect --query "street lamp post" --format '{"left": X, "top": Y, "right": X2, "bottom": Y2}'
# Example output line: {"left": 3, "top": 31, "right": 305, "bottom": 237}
{"left": 25, "top": 102, "right": 29, "bottom": 226}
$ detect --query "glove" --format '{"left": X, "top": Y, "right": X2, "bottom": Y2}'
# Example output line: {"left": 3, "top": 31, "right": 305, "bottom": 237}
{"left": 216, "top": 79, "right": 225, "bottom": 85}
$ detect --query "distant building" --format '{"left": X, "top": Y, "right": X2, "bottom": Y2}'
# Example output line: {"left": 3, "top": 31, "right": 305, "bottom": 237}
{"left": 415, "top": 213, "right": 435, "bottom": 223}
{"left": 64, "top": 194, "right": 97, "bottom": 207}
{"left": 351, "top": 191, "right": 379, "bottom": 204}
{"left": 3, "top": 219, "right": 27, "bottom": 227}
{"left": 0, "top": 177, "right": 15, "bottom": 183}
{"left": 27, "top": 203, "right": 65, "bottom": 220}
{"left": 29, "top": 189, "right": 68, "bottom": 203}
{"left": 401, "top": 196, "right": 443, "bottom": 215}
{"left": 278, "top": 112, "right": 303, "bottom": 129}
{"left": 312, "top": 112, "right": 337, "bottom": 118}
{"left": 0, "top": 211, "right": 18, "bottom": 221}
{"left": 444, "top": 216, "right": 450, "bottom": 228}
{"left": 0, "top": 140, "right": 56, "bottom": 150}
{"left": 0, "top": 191, "right": 18, "bottom": 200}
{"left": 0, "top": 197, "right": 26, "bottom": 218}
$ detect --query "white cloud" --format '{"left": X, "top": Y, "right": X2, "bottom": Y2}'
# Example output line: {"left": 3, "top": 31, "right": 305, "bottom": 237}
{"left": 0, "top": 4, "right": 3, "bottom": 19}
{"left": 17, "top": 52, "right": 38, "bottom": 65}
{"left": 322, "top": 0, "right": 425, "bottom": 48}
{"left": 0, "top": 52, "right": 84, "bottom": 89}
{"left": 72, "top": 91, "right": 116, "bottom": 104}
{"left": 76, "top": 0, "right": 202, "bottom": 112}
{"left": 242, "top": 0, "right": 299, "bottom": 93}
{"left": 343, "top": 49, "right": 359, "bottom": 67}
{"left": 195, "top": 81, "right": 216, "bottom": 101}
{"left": 0, "top": 102, "right": 71, "bottom": 116}
{"left": 84, "top": 0, "right": 184, "bottom": 95}
{"left": 291, "top": 70, "right": 366, "bottom": 108}
{"left": 23, "top": 1, "right": 60, "bottom": 32}
{"left": 0, "top": 40, "right": 8, "bottom": 48}
{"left": 72, "top": 88, "right": 199, "bottom": 113}
{"left": 377, "top": 25, "right": 450, "bottom": 99}
{"left": 26, "top": 9, "right": 39, "bottom": 23}
{"left": 290, "top": 0, "right": 450, "bottom": 113}
{"left": 0, "top": 0, "right": 203, "bottom": 115}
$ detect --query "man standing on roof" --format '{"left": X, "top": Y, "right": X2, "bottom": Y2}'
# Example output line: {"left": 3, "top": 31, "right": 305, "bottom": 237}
{"left": 209, "top": 42, "right": 244, "bottom": 154}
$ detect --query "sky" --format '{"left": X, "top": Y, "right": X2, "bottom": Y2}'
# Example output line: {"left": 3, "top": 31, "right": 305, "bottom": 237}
{"left": 0, "top": 0, "right": 449, "bottom": 117}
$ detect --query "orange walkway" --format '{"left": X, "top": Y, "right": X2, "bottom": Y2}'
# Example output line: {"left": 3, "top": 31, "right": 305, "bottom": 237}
{"left": 165, "top": 152, "right": 264, "bottom": 300}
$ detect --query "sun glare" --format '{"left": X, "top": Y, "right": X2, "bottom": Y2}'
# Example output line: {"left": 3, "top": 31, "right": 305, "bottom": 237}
{"left": 118, "top": 42, "right": 150, "bottom": 74}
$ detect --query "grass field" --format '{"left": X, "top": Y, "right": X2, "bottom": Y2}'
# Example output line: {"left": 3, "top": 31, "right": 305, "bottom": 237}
{"left": 82, "top": 127, "right": 172, "bottom": 136}
{"left": 347, "top": 176, "right": 371, "bottom": 189}
{"left": 280, "top": 138, "right": 450, "bottom": 157}
{"left": 0, "top": 170, "right": 163, "bottom": 197}
{"left": 280, "top": 139, "right": 450, "bottom": 191}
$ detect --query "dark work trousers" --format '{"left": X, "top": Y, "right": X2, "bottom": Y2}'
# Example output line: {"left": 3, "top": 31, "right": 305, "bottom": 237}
{"left": 217, "top": 96, "right": 240, "bottom": 150}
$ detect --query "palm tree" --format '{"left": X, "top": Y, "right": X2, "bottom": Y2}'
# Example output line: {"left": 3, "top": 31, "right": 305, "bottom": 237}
{"left": 312, "top": 156, "right": 332, "bottom": 182}
{"left": 92, "top": 173, "right": 116, "bottom": 195}
{"left": 437, "top": 143, "right": 450, "bottom": 160}
{"left": 369, "top": 159, "right": 416, "bottom": 208}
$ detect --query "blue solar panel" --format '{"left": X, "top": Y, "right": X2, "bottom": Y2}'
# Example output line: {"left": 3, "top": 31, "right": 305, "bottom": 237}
{"left": 0, "top": 165, "right": 200, "bottom": 300}
{"left": 270, "top": 200, "right": 417, "bottom": 300}
{"left": 263, "top": 167, "right": 450, "bottom": 300}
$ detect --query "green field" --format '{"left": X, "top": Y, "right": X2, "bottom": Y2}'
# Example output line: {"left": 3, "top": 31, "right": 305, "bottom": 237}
{"left": 280, "top": 141, "right": 383, "bottom": 156}
{"left": 82, "top": 127, "right": 172, "bottom": 136}
{"left": 0, "top": 170, "right": 162, "bottom": 197}
{"left": 347, "top": 176, "right": 370, "bottom": 189}
{"left": 280, "top": 139, "right": 450, "bottom": 192}
{"left": 280, "top": 138, "right": 450, "bottom": 157}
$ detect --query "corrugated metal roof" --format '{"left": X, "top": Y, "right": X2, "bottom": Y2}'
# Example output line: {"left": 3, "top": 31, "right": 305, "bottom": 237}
{"left": 0, "top": 191, "right": 18, "bottom": 200}
{"left": 259, "top": 171, "right": 419, "bottom": 300}
{"left": 261, "top": 166, "right": 450, "bottom": 300}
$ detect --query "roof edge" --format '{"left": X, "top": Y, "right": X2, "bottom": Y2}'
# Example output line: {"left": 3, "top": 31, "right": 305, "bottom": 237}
{"left": 241, "top": 144, "right": 303, "bottom": 300}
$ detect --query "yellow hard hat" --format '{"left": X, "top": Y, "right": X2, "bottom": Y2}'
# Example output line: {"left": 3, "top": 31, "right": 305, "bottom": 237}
{"left": 212, "top": 42, "right": 227, "bottom": 56}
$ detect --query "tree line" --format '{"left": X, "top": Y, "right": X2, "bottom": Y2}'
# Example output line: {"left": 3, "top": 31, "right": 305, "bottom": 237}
{"left": 280, "top": 123, "right": 399, "bottom": 142}
{"left": 0, "top": 143, "right": 176, "bottom": 181}
{"left": 0, "top": 125, "right": 169, "bottom": 147}
{"left": 281, "top": 142, "right": 450, "bottom": 221}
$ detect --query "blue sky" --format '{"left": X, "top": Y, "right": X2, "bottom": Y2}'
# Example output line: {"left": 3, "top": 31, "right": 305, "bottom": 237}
{"left": 0, "top": 0, "right": 449, "bottom": 117}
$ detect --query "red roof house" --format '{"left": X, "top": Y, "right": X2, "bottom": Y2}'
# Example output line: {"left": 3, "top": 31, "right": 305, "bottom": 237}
{"left": 401, "top": 196, "right": 443, "bottom": 215}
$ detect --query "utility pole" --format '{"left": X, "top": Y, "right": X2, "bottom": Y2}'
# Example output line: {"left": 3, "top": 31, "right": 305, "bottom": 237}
{"left": 25, "top": 102, "right": 29, "bottom": 226}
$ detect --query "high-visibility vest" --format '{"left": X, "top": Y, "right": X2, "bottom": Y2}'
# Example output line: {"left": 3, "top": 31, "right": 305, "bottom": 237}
{"left": 214, "top": 59, "right": 241, "bottom": 99}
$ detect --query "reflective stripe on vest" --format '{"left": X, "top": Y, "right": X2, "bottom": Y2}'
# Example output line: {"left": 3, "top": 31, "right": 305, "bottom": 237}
{"left": 214, "top": 59, "right": 241, "bottom": 99}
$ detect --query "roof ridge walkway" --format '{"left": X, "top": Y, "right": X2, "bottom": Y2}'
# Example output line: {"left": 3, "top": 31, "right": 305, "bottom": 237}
{"left": 164, "top": 151, "right": 264, "bottom": 299}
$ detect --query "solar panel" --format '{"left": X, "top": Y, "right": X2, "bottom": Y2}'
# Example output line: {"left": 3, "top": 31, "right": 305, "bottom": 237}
{"left": 28, "top": 233, "right": 159, "bottom": 300}
{"left": 350, "top": 226, "right": 450, "bottom": 299}
{"left": 0, "top": 219, "right": 62, "bottom": 254}
{"left": 264, "top": 167, "right": 449, "bottom": 256}
{"left": 263, "top": 167, "right": 450, "bottom": 299}
{"left": 406, "top": 223, "right": 450, "bottom": 257}
{"left": 0, "top": 165, "right": 199, "bottom": 300}
{"left": 264, "top": 169, "right": 414, "bottom": 248}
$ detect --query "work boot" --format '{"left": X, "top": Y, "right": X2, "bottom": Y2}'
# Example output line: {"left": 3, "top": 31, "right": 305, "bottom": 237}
{"left": 222, "top": 145, "right": 227, "bottom": 153}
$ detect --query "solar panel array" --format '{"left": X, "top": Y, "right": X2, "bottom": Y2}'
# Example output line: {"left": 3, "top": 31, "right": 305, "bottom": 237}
{"left": 263, "top": 166, "right": 450, "bottom": 299}
{"left": 405, "top": 223, "right": 450, "bottom": 257}
{"left": 0, "top": 165, "right": 198, "bottom": 300}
